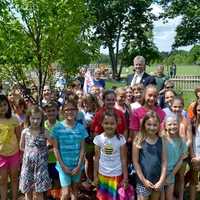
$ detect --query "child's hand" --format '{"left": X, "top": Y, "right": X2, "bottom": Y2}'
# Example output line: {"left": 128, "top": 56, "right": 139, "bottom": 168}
{"left": 191, "top": 157, "right": 200, "bottom": 170}
{"left": 143, "top": 179, "right": 154, "bottom": 189}
{"left": 122, "top": 179, "right": 129, "bottom": 189}
{"left": 165, "top": 174, "right": 174, "bottom": 185}
{"left": 153, "top": 181, "right": 162, "bottom": 191}
{"left": 71, "top": 165, "right": 81, "bottom": 175}
{"left": 62, "top": 165, "right": 72, "bottom": 174}
{"left": 92, "top": 177, "right": 98, "bottom": 187}
{"left": 181, "top": 153, "right": 188, "bottom": 160}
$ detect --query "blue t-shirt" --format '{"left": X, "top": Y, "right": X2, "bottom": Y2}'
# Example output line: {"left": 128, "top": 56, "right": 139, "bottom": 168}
{"left": 138, "top": 137, "right": 162, "bottom": 184}
{"left": 166, "top": 138, "right": 188, "bottom": 173}
{"left": 93, "top": 79, "right": 105, "bottom": 88}
{"left": 52, "top": 121, "right": 88, "bottom": 170}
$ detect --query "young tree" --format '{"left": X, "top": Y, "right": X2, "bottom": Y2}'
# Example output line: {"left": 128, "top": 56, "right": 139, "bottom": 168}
{"left": 0, "top": 0, "right": 97, "bottom": 103}
{"left": 86, "top": 0, "right": 156, "bottom": 79}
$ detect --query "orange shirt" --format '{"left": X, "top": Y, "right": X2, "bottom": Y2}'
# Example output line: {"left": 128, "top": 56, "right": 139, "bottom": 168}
{"left": 187, "top": 101, "right": 196, "bottom": 120}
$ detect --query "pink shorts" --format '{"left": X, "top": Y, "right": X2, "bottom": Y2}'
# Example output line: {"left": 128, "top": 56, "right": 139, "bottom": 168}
{"left": 0, "top": 151, "right": 20, "bottom": 169}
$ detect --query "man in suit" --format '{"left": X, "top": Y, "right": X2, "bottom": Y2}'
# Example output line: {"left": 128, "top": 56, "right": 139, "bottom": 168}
{"left": 127, "top": 55, "right": 156, "bottom": 86}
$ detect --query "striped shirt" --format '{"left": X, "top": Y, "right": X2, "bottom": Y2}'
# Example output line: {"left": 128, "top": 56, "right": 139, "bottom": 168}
{"left": 52, "top": 120, "right": 88, "bottom": 169}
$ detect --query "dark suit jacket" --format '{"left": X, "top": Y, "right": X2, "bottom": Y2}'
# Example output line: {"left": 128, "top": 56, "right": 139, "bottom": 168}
{"left": 127, "top": 72, "right": 156, "bottom": 86}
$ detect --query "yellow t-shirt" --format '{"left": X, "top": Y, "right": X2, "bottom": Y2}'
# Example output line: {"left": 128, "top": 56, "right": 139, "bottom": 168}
{"left": 0, "top": 118, "right": 19, "bottom": 156}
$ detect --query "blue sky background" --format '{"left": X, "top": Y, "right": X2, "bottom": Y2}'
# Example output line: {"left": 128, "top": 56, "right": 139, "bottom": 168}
{"left": 100, "top": 4, "right": 192, "bottom": 54}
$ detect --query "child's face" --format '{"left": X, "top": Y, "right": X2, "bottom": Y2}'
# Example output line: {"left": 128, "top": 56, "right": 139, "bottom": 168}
{"left": 84, "top": 100, "right": 93, "bottom": 112}
{"left": 0, "top": 100, "right": 8, "bottom": 117}
{"left": 145, "top": 88, "right": 157, "bottom": 107}
{"left": 116, "top": 91, "right": 126, "bottom": 105}
{"left": 104, "top": 93, "right": 116, "bottom": 109}
{"left": 13, "top": 104, "right": 25, "bottom": 115}
{"left": 102, "top": 115, "right": 117, "bottom": 137}
{"left": 133, "top": 88, "right": 143, "bottom": 102}
{"left": 196, "top": 104, "right": 200, "bottom": 117}
{"left": 30, "top": 112, "right": 42, "bottom": 129}
{"left": 76, "top": 90, "right": 83, "bottom": 98}
{"left": 165, "top": 119, "right": 179, "bottom": 137}
{"left": 8, "top": 93, "right": 14, "bottom": 103}
{"left": 91, "top": 87, "right": 100, "bottom": 96}
{"left": 126, "top": 88, "right": 133, "bottom": 100}
{"left": 171, "top": 100, "right": 183, "bottom": 115}
{"left": 145, "top": 117, "right": 159, "bottom": 136}
{"left": 165, "top": 91, "right": 175, "bottom": 106}
{"left": 63, "top": 104, "right": 77, "bottom": 121}
{"left": 43, "top": 86, "right": 51, "bottom": 100}
{"left": 45, "top": 106, "right": 58, "bottom": 121}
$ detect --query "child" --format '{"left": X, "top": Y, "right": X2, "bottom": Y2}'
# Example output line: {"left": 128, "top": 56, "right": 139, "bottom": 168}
{"left": 130, "top": 83, "right": 144, "bottom": 112}
{"left": 13, "top": 97, "right": 27, "bottom": 126}
{"left": 19, "top": 106, "right": 51, "bottom": 200}
{"left": 82, "top": 94, "right": 100, "bottom": 185}
{"left": 43, "top": 101, "right": 60, "bottom": 195}
{"left": 0, "top": 94, "right": 21, "bottom": 200}
{"left": 91, "top": 89, "right": 127, "bottom": 137}
{"left": 51, "top": 98, "right": 88, "bottom": 200}
{"left": 163, "top": 93, "right": 187, "bottom": 119}
{"left": 169, "top": 97, "right": 191, "bottom": 200}
{"left": 125, "top": 86, "right": 134, "bottom": 105}
{"left": 188, "top": 101, "right": 200, "bottom": 200}
{"left": 133, "top": 111, "right": 167, "bottom": 200}
{"left": 130, "top": 85, "right": 165, "bottom": 141}
{"left": 115, "top": 87, "right": 131, "bottom": 131}
{"left": 161, "top": 115, "right": 188, "bottom": 200}
{"left": 93, "top": 111, "right": 128, "bottom": 200}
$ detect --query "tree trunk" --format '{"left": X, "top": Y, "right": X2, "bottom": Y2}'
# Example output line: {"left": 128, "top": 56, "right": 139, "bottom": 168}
{"left": 108, "top": 45, "right": 117, "bottom": 79}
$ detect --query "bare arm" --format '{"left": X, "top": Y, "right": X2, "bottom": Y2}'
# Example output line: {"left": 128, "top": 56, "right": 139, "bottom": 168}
{"left": 19, "top": 131, "right": 25, "bottom": 151}
{"left": 93, "top": 144, "right": 100, "bottom": 186}
{"left": 158, "top": 138, "right": 167, "bottom": 184}
{"left": 132, "top": 143, "right": 145, "bottom": 184}
{"left": 120, "top": 143, "right": 128, "bottom": 184}
{"left": 78, "top": 140, "right": 85, "bottom": 167}
{"left": 128, "top": 130, "right": 138, "bottom": 143}
{"left": 173, "top": 151, "right": 188, "bottom": 175}
{"left": 186, "top": 121, "right": 192, "bottom": 147}
{"left": 15, "top": 125, "right": 21, "bottom": 144}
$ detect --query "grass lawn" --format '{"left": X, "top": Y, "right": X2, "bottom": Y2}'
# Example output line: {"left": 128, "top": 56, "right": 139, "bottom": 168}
{"left": 122, "top": 64, "right": 200, "bottom": 77}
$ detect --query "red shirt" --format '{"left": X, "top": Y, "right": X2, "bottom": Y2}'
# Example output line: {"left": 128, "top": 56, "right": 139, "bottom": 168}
{"left": 91, "top": 107, "right": 126, "bottom": 135}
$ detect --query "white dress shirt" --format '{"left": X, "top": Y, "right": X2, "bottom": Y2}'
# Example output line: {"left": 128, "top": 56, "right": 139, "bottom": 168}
{"left": 131, "top": 72, "right": 144, "bottom": 86}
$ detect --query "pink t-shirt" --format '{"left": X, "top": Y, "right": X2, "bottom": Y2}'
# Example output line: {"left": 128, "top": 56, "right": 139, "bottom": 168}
{"left": 129, "top": 106, "right": 165, "bottom": 132}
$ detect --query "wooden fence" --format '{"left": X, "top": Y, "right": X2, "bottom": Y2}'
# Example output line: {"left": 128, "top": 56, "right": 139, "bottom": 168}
{"left": 170, "top": 75, "right": 200, "bottom": 91}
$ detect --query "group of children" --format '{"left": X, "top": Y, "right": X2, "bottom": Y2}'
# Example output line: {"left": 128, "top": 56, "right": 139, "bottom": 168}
{"left": 0, "top": 79, "right": 200, "bottom": 200}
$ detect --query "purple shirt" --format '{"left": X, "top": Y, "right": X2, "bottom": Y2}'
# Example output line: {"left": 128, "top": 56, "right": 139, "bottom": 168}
{"left": 129, "top": 106, "right": 165, "bottom": 132}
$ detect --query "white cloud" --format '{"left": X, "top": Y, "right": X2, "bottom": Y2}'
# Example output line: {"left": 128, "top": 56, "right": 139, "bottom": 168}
{"left": 151, "top": 4, "right": 192, "bottom": 52}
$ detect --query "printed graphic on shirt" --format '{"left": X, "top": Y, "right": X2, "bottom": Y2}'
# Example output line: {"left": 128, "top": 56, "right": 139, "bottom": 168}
{"left": 104, "top": 143, "right": 113, "bottom": 155}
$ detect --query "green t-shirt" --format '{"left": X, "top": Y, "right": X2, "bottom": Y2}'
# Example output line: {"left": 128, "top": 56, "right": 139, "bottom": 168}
{"left": 45, "top": 120, "right": 59, "bottom": 163}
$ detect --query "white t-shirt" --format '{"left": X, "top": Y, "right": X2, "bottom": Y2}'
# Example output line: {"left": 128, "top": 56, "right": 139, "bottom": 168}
{"left": 193, "top": 126, "right": 200, "bottom": 156}
{"left": 93, "top": 133, "right": 126, "bottom": 177}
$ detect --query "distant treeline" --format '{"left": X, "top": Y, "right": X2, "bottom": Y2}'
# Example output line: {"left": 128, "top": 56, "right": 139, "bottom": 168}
{"left": 98, "top": 45, "right": 200, "bottom": 66}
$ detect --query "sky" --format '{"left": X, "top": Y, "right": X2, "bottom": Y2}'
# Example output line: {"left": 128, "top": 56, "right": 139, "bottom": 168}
{"left": 100, "top": 4, "right": 192, "bottom": 54}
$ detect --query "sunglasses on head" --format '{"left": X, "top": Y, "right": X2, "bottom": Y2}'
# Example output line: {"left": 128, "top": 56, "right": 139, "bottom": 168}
{"left": 166, "top": 86, "right": 174, "bottom": 89}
